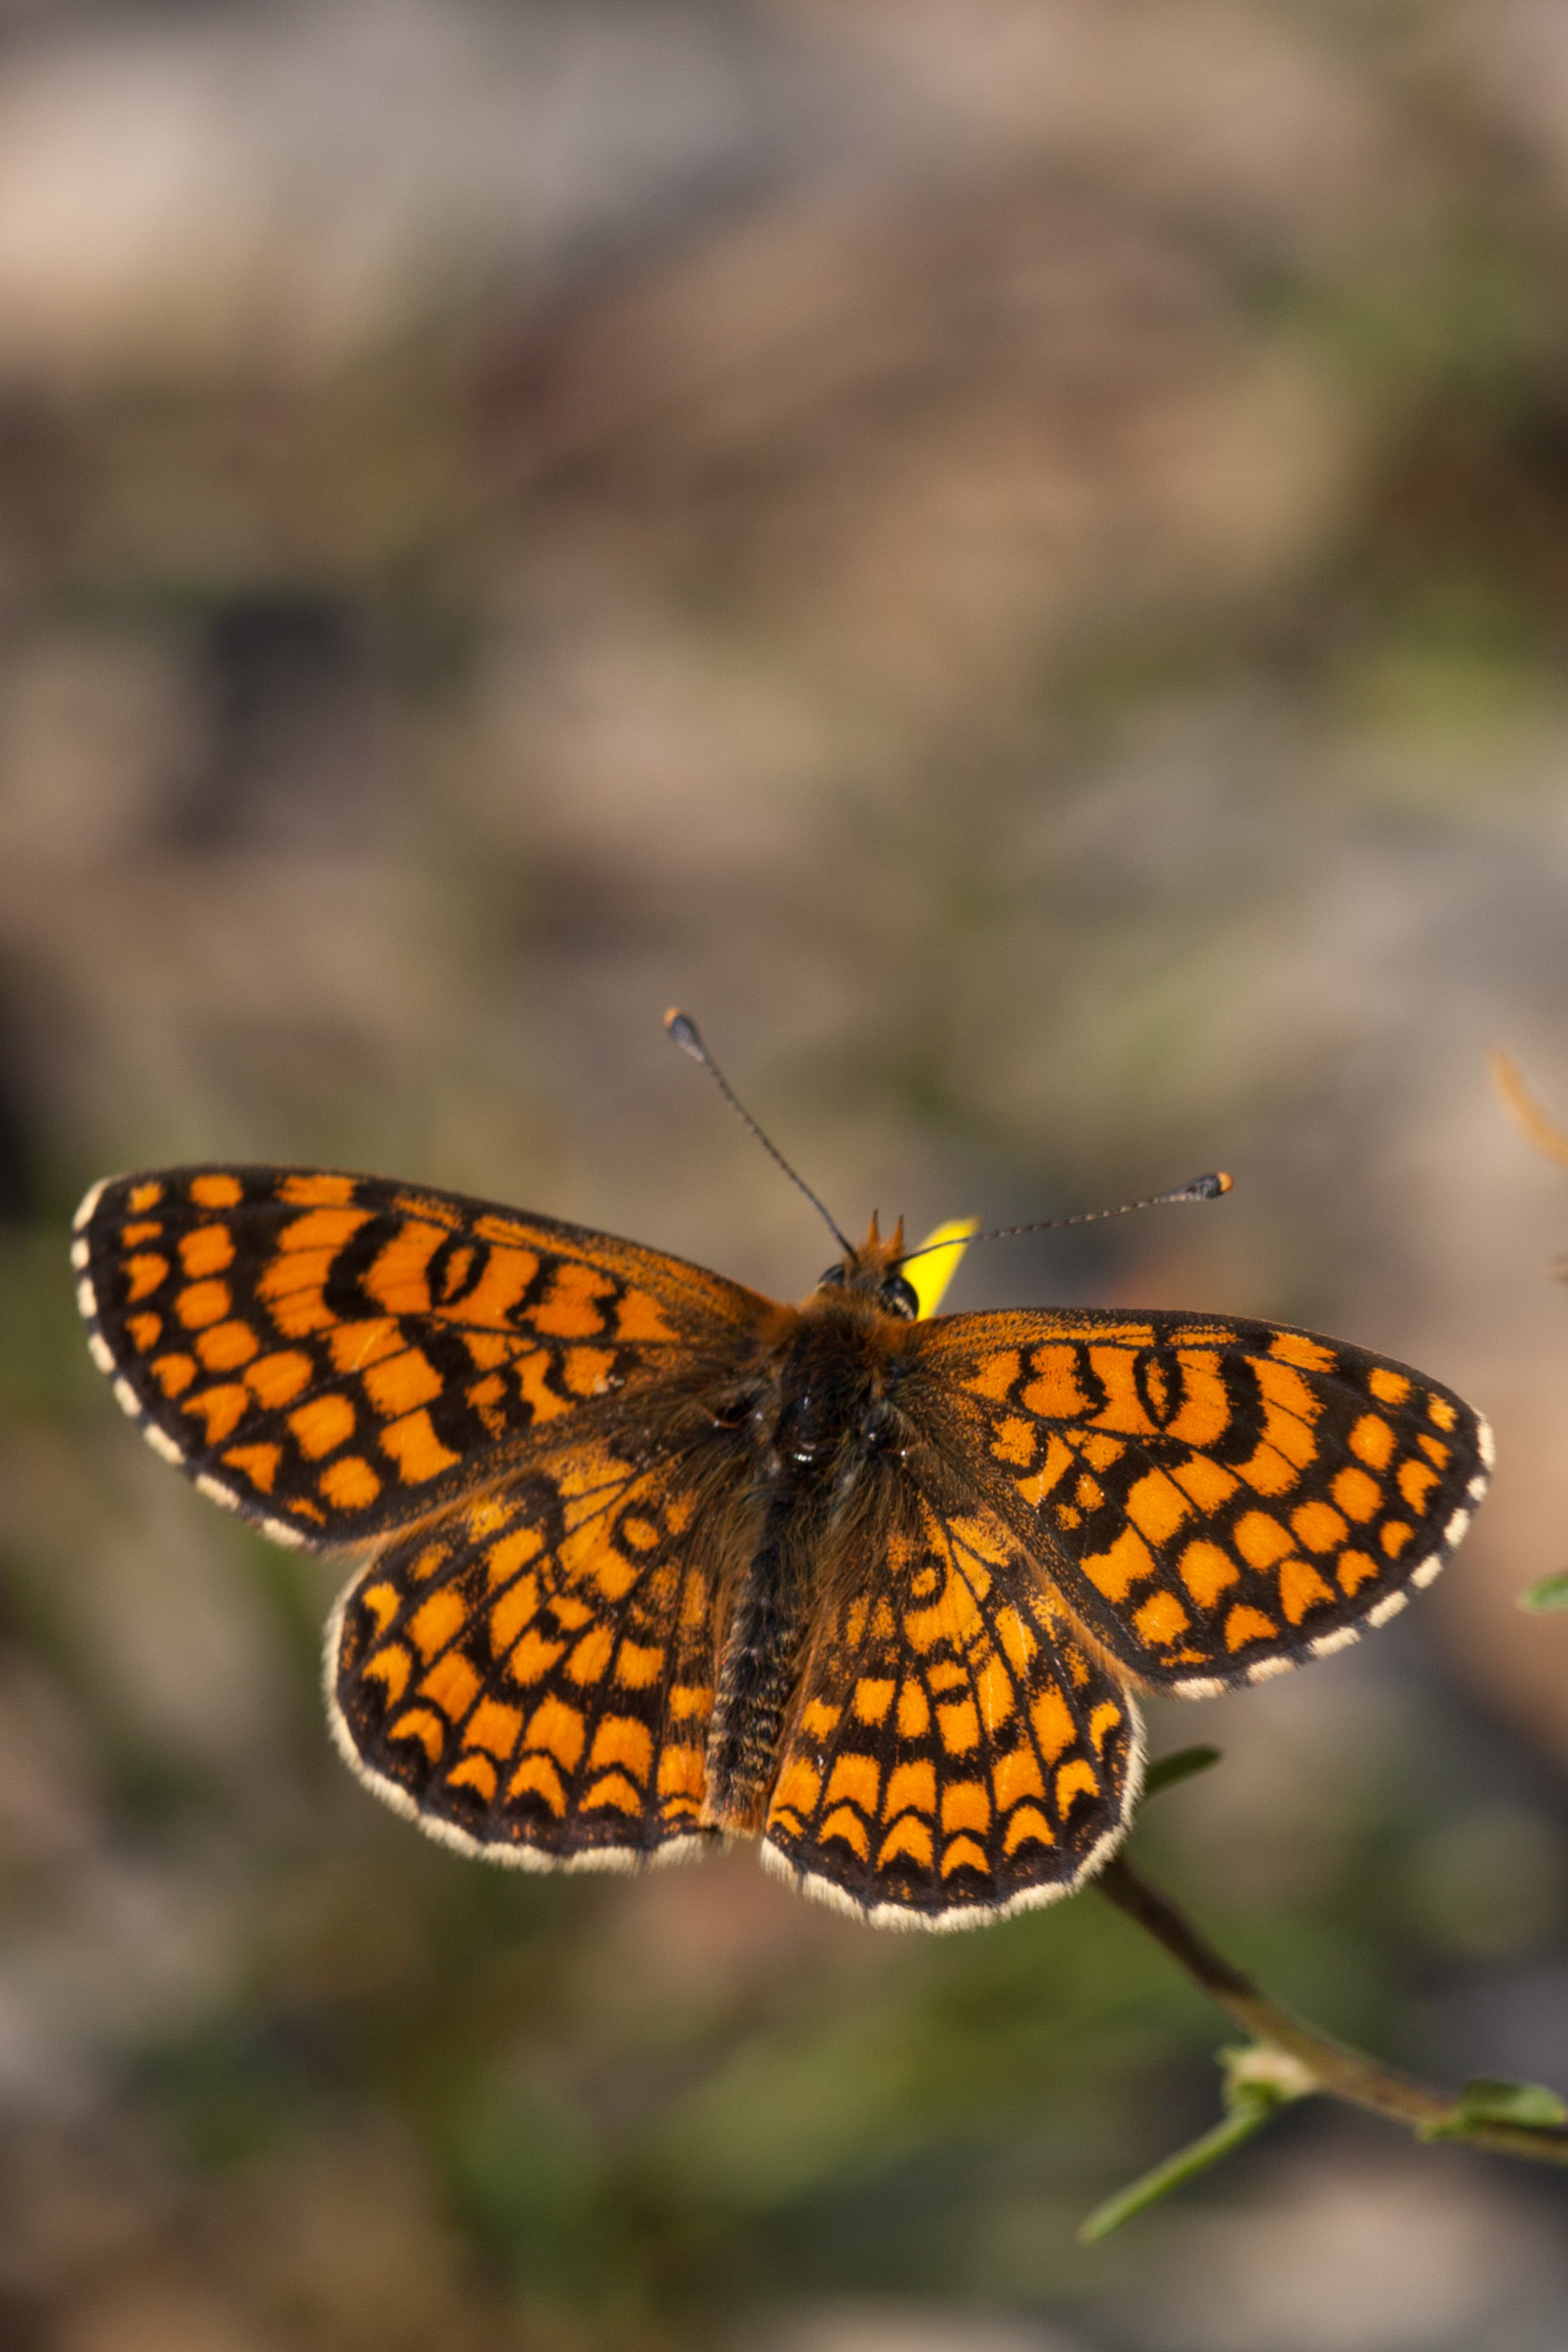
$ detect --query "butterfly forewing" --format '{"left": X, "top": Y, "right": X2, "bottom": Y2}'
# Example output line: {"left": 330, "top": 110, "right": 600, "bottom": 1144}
{"left": 74, "top": 1167, "right": 770, "bottom": 1551}
{"left": 911, "top": 1309, "right": 1491, "bottom": 1695}
{"left": 763, "top": 1491, "right": 1141, "bottom": 1925}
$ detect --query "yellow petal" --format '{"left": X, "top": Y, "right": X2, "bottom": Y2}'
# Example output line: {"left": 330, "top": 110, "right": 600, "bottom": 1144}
{"left": 908, "top": 1217, "right": 979, "bottom": 1319}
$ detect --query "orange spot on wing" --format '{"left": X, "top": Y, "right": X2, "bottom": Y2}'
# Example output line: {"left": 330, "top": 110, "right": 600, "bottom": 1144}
{"left": 1224, "top": 1603, "right": 1277, "bottom": 1650}
{"left": 940, "top": 1780, "right": 990, "bottom": 1834}
{"left": 820, "top": 1804, "right": 870, "bottom": 1859}
{"left": 362, "top": 1221, "right": 446, "bottom": 1315}
{"left": 895, "top": 1681, "right": 929, "bottom": 1738}
{"left": 1003, "top": 1804, "right": 1055, "bottom": 1854}
{"left": 1126, "top": 1469, "right": 1192, "bottom": 1546}
{"left": 182, "top": 1383, "right": 249, "bottom": 1444}
{"left": 447, "top": 1754, "right": 497, "bottom": 1801}
{"left": 940, "top": 1834, "right": 989, "bottom": 1877}
{"left": 409, "top": 1589, "right": 467, "bottom": 1660}
{"left": 509, "top": 1630, "right": 566, "bottom": 1685}
{"left": 524, "top": 1695, "right": 585, "bottom": 1769}
{"left": 223, "top": 1442, "right": 281, "bottom": 1493}
{"left": 1177, "top": 1540, "right": 1237, "bottom": 1608}
{"left": 190, "top": 1174, "right": 243, "bottom": 1208}
{"left": 1031, "top": 1688, "right": 1075, "bottom": 1760}
{"left": 508, "top": 1753, "right": 566, "bottom": 1814}
{"left": 1235, "top": 1511, "right": 1292, "bottom": 1568}
{"left": 936, "top": 1699, "right": 980, "bottom": 1754}
{"left": 197, "top": 1320, "right": 258, "bottom": 1372}
{"left": 421, "top": 1651, "right": 480, "bottom": 1721}
{"left": 1369, "top": 1367, "right": 1412, "bottom": 1405}
{"left": 1333, "top": 1465, "right": 1381, "bottom": 1522}
{"left": 128, "top": 1181, "right": 164, "bottom": 1213}
{"left": 180, "top": 1226, "right": 234, "bottom": 1279}
{"left": 465, "top": 1701, "right": 522, "bottom": 1759}
{"left": 379, "top": 1409, "right": 460, "bottom": 1484}
{"left": 825, "top": 1754, "right": 880, "bottom": 1814}
{"left": 885, "top": 1759, "right": 936, "bottom": 1819}
{"left": 151, "top": 1351, "right": 196, "bottom": 1396}
{"left": 583, "top": 1768, "right": 643, "bottom": 1806}
{"left": 768, "top": 1757, "right": 821, "bottom": 1819}
{"left": 279, "top": 1174, "right": 357, "bottom": 1208}
{"left": 362, "top": 1645, "right": 411, "bottom": 1703}
{"left": 1397, "top": 1459, "right": 1439, "bottom": 1511}
{"left": 1081, "top": 1525, "right": 1154, "bottom": 1602}
{"left": 590, "top": 1716, "right": 652, "bottom": 1782}
{"left": 657, "top": 1744, "right": 707, "bottom": 1802}
{"left": 966, "top": 1347, "right": 1021, "bottom": 1402}
{"left": 1166, "top": 1357, "right": 1229, "bottom": 1447}
{"left": 1054, "top": 1756, "right": 1099, "bottom": 1809}
{"left": 1292, "top": 1500, "right": 1347, "bottom": 1552}
{"left": 1134, "top": 1589, "right": 1190, "bottom": 1646}
{"left": 388, "top": 1707, "right": 445, "bottom": 1762}
{"left": 1020, "top": 1345, "right": 1087, "bottom": 1419}
{"left": 1269, "top": 1331, "right": 1336, "bottom": 1373}
{"left": 245, "top": 1350, "right": 313, "bottom": 1407}
{"left": 614, "top": 1640, "right": 663, "bottom": 1688}
{"left": 992, "top": 1745, "right": 1046, "bottom": 1807}
{"left": 877, "top": 1815, "right": 934, "bottom": 1868}
{"left": 532, "top": 1262, "right": 615, "bottom": 1339}
{"left": 126, "top": 1253, "right": 169, "bottom": 1302}
{"left": 177, "top": 1280, "right": 231, "bottom": 1330}
{"left": 1338, "top": 1547, "right": 1379, "bottom": 1594}
{"left": 358, "top": 1581, "right": 399, "bottom": 1633}
{"left": 1350, "top": 1415, "right": 1395, "bottom": 1469}
{"left": 363, "top": 1347, "right": 444, "bottom": 1418}
{"left": 319, "top": 1455, "right": 382, "bottom": 1509}
{"left": 290, "top": 1393, "right": 356, "bottom": 1459}
{"left": 853, "top": 1678, "right": 894, "bottom": 1724}
{"left": 1277, "top": 1556, "right": 1336, "bottom": 1624}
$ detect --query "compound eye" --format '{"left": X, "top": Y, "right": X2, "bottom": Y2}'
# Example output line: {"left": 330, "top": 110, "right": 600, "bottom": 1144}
{"left": 879, "top": 1273, "right": 920, "bottom": 1321}
{"left": 817, "top": 1263, "right": 848, "bottom": 1289}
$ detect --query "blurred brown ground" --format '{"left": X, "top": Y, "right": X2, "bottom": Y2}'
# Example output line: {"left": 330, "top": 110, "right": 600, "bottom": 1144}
{"left": 3, "top": 3, "right": 1568, "bottom": 2346}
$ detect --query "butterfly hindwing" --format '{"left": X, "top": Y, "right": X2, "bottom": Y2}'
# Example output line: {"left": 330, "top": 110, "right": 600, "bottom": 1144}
{"left": 911, "top": 1309, "right": 1492, "bottom": 1695}
{"left": 74, "top": 1167, "right": 770, "bottom": 1552}
{"left": 330, "top": 1435, "right": 747, "bottom": 1867}
{"left": 763, "top": 1490, "right": 1142, "bottom": 1925}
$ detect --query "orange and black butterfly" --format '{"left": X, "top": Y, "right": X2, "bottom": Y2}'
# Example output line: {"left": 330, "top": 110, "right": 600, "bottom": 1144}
{"left": 73, "top": 1017, "right": 1490, "bottom": 1930}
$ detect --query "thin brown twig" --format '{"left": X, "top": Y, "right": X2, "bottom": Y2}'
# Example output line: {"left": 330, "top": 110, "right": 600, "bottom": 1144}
{"left": 1095, "top": 1853, "right": 1568, "bottom": 2166}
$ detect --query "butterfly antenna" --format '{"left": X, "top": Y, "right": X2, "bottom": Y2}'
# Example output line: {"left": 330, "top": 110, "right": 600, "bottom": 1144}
{"left": 665, "top": 1010, "right": 854, "bottom": 1256}
{"left": 894, "top": 1172, "right": 1233, "bottom": 1268}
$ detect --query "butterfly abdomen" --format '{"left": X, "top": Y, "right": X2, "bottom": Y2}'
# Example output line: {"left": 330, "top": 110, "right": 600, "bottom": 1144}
{"left": 704, "top": 1303, "right": 913, "bottom": 1830}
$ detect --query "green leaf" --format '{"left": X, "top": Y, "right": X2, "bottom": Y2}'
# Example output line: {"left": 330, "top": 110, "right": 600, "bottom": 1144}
{"left": 1518, "top": 1570, "right": 1568, "bottom": 1613}
{"left": 1422, "top": 2077, "right": 1568, "bottom": 2137}
{"left": 1140, "top": 1746, "right": 1222, "bottom": 1803}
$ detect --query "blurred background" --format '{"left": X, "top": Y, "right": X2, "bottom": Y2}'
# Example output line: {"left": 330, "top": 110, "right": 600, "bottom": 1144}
{"left": 3, "top": 1, "right": 1568, "bottom": 2345}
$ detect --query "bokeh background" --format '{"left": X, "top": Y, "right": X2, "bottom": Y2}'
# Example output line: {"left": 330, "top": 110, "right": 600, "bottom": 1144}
{"left": 4, "top": 3, "right": 1568, "bottom": 2346}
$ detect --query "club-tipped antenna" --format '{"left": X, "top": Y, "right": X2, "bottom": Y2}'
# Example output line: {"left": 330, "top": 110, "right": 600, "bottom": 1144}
{"left": 665, "top": 1010, "right": 854, "bottom": 1256}
{"left": 894, "top": 1171, "right": 1233, "bottom": 1269}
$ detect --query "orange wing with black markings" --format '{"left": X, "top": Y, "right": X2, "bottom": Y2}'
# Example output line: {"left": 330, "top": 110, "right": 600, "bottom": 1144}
{"left": 763, "top": 1491, "right": 1141, "bottom": 1925}
{"left": 73, "top": 1166, "right": 773, "bottom": 1552}
{"left": 909, "top": 1309, "right": 1492, "bottom": 1696}
{"left": 329, "top": 1433, "right": 748, "bottom": 1868}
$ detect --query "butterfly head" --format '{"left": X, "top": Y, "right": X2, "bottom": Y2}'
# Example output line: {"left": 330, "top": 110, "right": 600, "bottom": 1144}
{"left": 811, "top": 1212, "right": 921, "bottom": 1321}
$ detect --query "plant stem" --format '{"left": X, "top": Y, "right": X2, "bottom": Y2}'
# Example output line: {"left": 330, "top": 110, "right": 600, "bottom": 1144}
{"left": 1094, "top": 1853, "right": 1568, "bottom": 2166}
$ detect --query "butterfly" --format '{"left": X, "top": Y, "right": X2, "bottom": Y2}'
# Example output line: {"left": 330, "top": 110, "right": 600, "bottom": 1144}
{"left": 72, "top": 1018, "right": 1492, "bottom": 1930}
